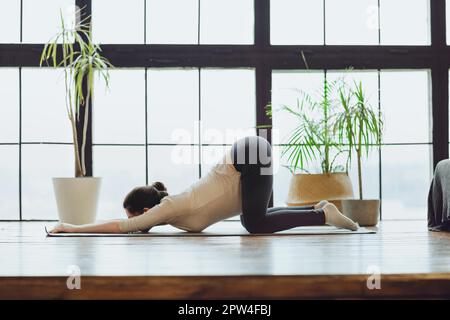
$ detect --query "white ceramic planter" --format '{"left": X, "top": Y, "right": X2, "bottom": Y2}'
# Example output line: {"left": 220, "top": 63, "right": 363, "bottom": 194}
{"left": 341, "top": 199, "right": 380, "bottom": 226}
{"left": 53, "top": 177, "right": 101, "bottom": 225}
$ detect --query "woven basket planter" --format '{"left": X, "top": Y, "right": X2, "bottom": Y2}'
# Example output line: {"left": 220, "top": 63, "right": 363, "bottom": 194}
{"left": 286, "top": 173, "right": 354, "bottom": 211}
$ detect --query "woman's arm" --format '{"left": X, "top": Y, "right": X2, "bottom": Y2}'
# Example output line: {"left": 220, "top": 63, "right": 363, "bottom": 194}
{"left": 50, "top": 220, "right": 123, "bottom": 233}
{"left": 50, "top": 197, "right": 176, "bottom": 234}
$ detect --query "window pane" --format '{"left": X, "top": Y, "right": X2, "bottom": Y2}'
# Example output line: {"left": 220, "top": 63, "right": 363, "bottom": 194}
{"left": 272, "top": 146, "right": 291, "bottom": 206}
{"left": 201, "top": 69, "right": 256, "bottom": 145}
{"left": 201, "top": 145, "right": 231, "bottom": 176}
{"left": 147, "top": 69, "right": 199, "bottom": 144}
{"left": 93, "top": 69, "right": 146, "bottom": 144}
{"left": 94, "top": 146, "right": 146, "bottom": 220}
{"left": 200, "top": 0, "right": 254, "bottom": 44}
{"left": 92, "top": 0, "right": 144, "bottom": 44}
{"left": 22, "top": 69, "right": 72, "bottom": 143}
{"left": 0, "top": 69, "right": 19, "bottom": 143}
{"left": 148, "top": 145, "right": 199, "bottom": 195}
{"left": 0, "top": 146, "right": 19, "bottom": 220}
{"left": 22, "top": 145, "right": 73, "bottom": 220}
{"left": 271, "top": 71, "right": 324, "bottom": 145}
{"left": 0, "top": 0, "right": 20, "bottom": 43}
{"left": 380, "top": 70, "right": 431, "bottom": 144}
{"left": 328, "top": 70, "right": 380, "bottom": 185}
{"left": 23, "top": 0, "right": 75, "bottom": 43}
{"left": 381, "top": 145, "right": 431, "bottom": 220}
{"left": 271, "top": 0, "right": 324, "bottom": 45}
{"left": 327, "top": 70, "right": 379, "bottom": 114}
{"left": 147, "top": 0, "right": 198, "bottom": 44}
{"left": 326, "top": 0, "right": 379, "bottom": 45}
{"left": 380, "top": 0, "right": 430, "bottom": 45}
{"left": 348, "top": 149, "right": 380, "bottom": 200}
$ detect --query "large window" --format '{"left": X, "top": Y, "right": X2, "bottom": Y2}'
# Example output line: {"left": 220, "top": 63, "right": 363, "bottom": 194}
{"left": 0, "top": 69, "right": 19, "bottom": 220}
{"left": 93, "top": 68, "right": 255, "bottom": 220}
{"left": 0, "top": 0, "right": 446, "bottom": 221}
{"left": 272, "top": 70, "right": 432, "bottom": 219}
{"left": 271, "top": 0, "right": 430, "bottom": 45}
{"left": 92, "top": 0, "right": 254, "bottom": 44}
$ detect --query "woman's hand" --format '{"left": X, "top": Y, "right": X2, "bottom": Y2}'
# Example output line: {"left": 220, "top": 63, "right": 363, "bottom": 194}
{"left": 49, "top": 222, "right": 77, "bottom": 233}
{"left": 50, "top": 220, "right": 122, "bottom": 234}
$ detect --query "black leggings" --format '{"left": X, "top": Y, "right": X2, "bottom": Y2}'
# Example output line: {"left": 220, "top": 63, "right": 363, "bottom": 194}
{"left": 232, "top": 136, "right": 326, "bottom": 234}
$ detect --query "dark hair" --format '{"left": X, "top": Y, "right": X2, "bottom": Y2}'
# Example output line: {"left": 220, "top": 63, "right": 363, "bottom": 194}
{"left": 123, "top": 182, "right": 168, "bottom": 215}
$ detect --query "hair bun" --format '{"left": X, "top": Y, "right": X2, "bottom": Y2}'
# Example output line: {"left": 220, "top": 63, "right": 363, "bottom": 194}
{"left": 152, "top": 181, "right": 167, "bottom": 192}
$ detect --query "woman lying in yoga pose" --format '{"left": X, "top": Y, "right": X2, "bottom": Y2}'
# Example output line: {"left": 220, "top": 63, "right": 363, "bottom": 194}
{"left": 50, "top": 136, "right": 358, "bottom": 234}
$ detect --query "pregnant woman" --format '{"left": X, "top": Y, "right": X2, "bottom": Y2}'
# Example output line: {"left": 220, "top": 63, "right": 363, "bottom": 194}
{"left": 50, "top": 136, "right": 358, "bottom": 234}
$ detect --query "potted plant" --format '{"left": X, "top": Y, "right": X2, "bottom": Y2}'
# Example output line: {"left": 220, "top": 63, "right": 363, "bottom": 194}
{"left": 334, "top": 80, "right": 383, "bottom": 226}
{"left": 40, "top": 8, "right": 112, "bottom": 224}
{"left": 268, "top": 77, "right": 354, "bottom": 210}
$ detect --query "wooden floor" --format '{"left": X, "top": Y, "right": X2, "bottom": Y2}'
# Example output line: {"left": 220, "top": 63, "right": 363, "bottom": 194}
{"left": 1, "top": 220, "right": 450, "bottom": 299}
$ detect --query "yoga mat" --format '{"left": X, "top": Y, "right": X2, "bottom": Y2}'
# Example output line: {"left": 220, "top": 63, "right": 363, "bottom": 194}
{"left": 45, "top": 221, "right": 377, "bottom": 237}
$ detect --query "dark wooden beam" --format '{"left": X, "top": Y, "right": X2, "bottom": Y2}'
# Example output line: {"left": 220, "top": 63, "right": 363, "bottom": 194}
{"left": 431, "top": 0, "right": 447, "bottom": 49}
{"left": 431, "top": 65, "right": 449, "bottom": 168}
{"left": 256, "top": 64, "right": 273, "bottom": 206}
{"left": 431, "top": 0, "right": 449, "bottom": 168}
{"left": 256, "top": 66, "right": 272, "bottom": 139}
{"left": 1, "top": 44, "right": 446, "bottom": 69}
{"left": 75, "top": 0, "right": 93, "bottom": 176}
{"left": 255, "top": 0, "right": 270, "bottom": 48}
{"left": 1, "top": 274, "right": 450, "bottom": 299}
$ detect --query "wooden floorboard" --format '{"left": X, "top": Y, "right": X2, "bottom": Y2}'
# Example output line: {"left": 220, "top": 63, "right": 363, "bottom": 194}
{"left": 1, "top": 220, "right": 450, "bottom": 299}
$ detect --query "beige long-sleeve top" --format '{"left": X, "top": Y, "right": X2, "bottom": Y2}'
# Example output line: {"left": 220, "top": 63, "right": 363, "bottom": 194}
{"left": 118, "top": 150, "right": 242, "bottom": 233}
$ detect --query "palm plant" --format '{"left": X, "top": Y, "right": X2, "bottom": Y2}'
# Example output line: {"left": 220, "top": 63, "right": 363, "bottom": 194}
{"left": 268, "top": 77, "right": 346, "bottom": 174}
{"left": 334, "top": 81, "right": 383, "bottom": 200}
{"left": 40, "top": 7, "right": 112, "bottom": 177}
